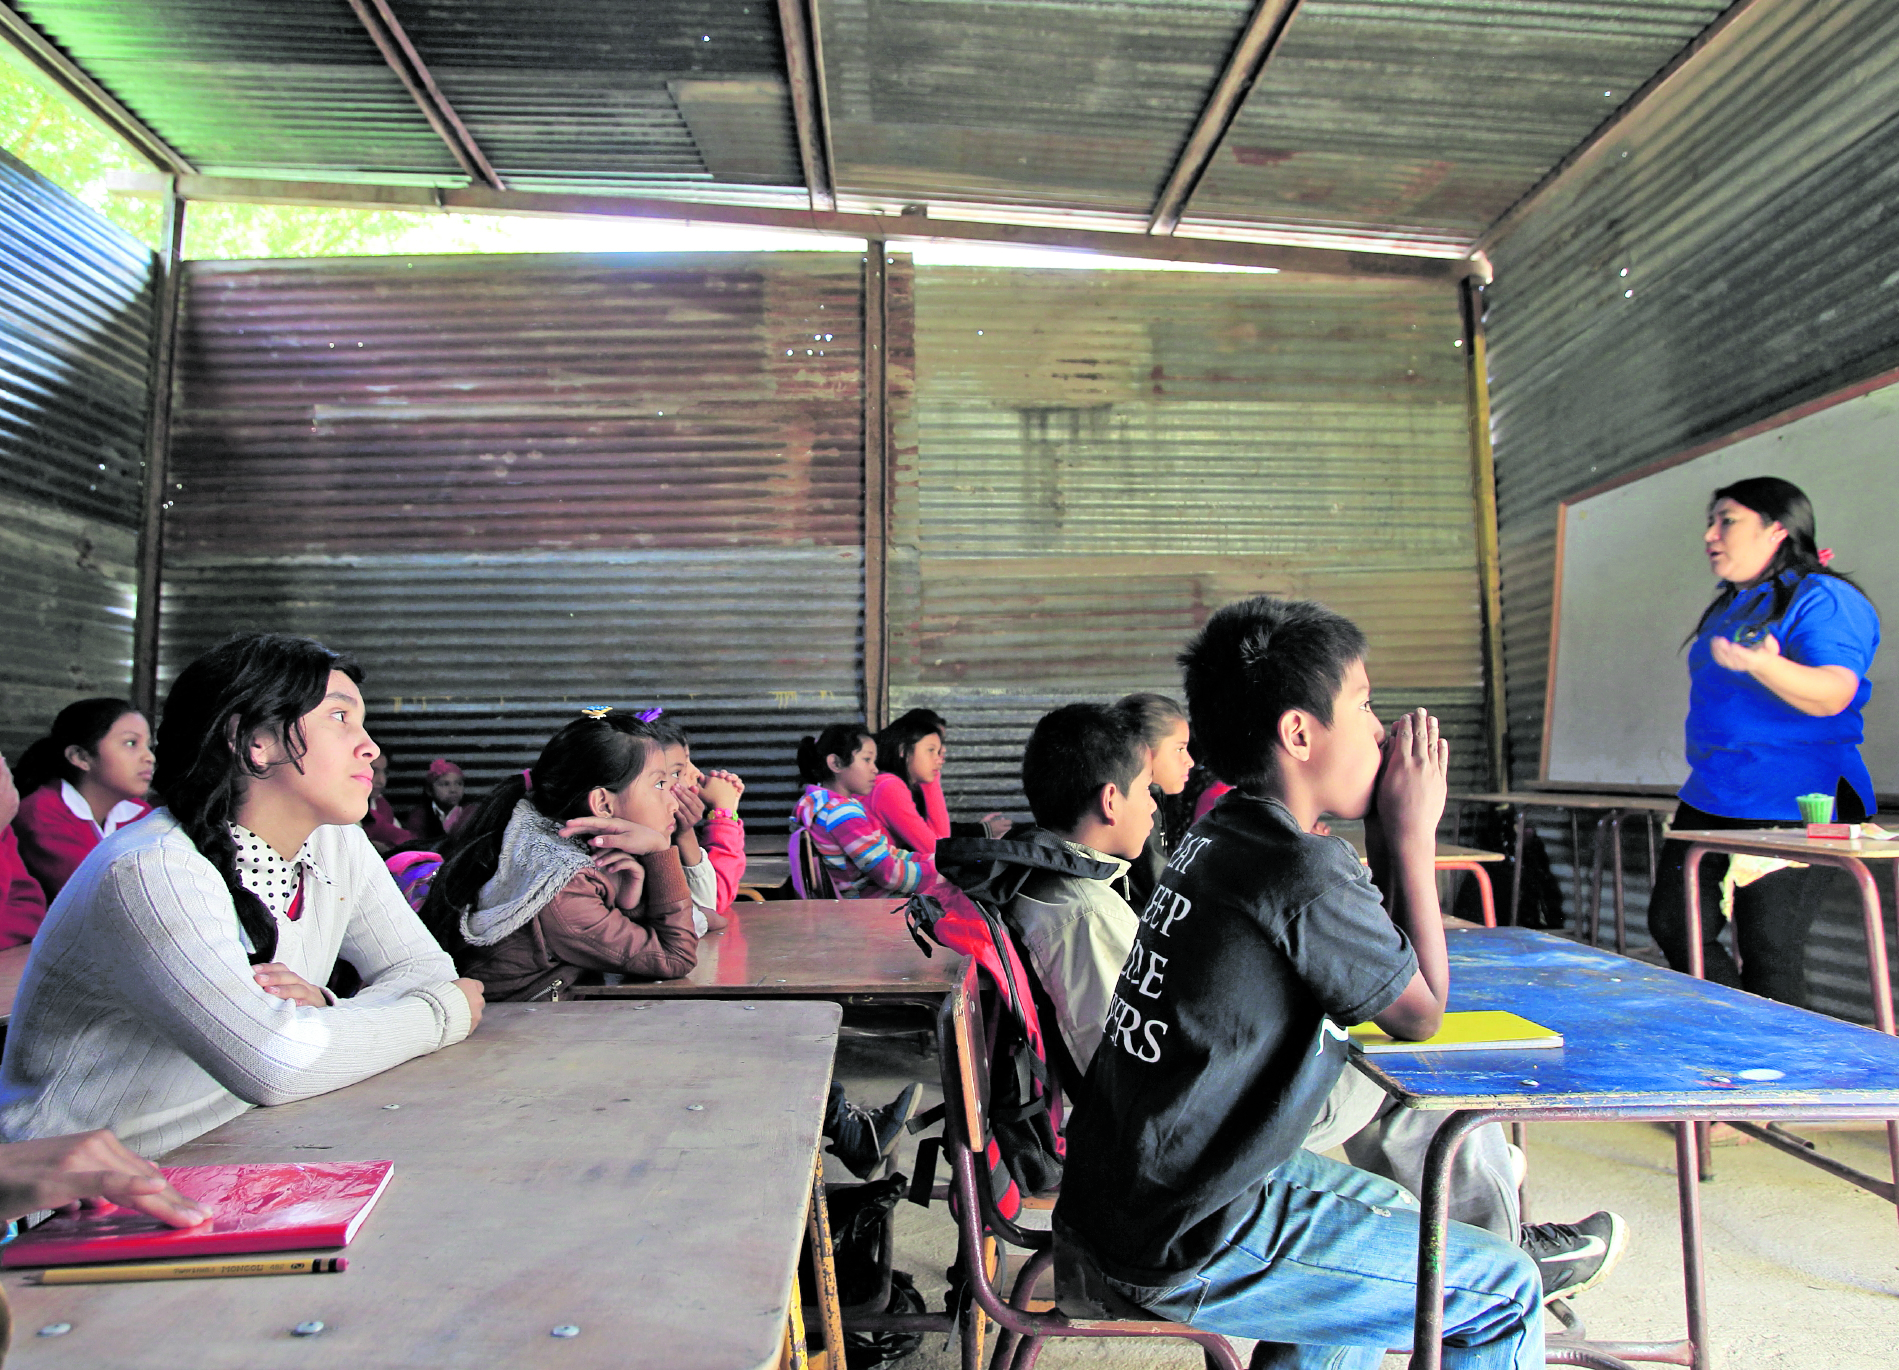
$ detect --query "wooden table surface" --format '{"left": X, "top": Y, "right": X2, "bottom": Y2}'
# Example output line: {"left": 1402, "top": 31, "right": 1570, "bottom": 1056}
{"left": 1452, "top": 790, "right": 1680, "bottom": 814}
{"left": 572, "top": 898, "right": 962, "bottom": 1000}
{"left": 0, "top": 942, "right": 31, "bottom": 1026}
{"left": 3, "top": 1001, "right": 841, "bottom": 1370}
{"left": 1326, "top": 823, "right": 1505, "bottom": 865}
{"left": 1669, "top": 826, "right": 1899, "bottom": 860}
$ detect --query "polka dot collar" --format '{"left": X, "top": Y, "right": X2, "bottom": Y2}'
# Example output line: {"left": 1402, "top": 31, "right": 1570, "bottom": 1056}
{"left": 229, "top": 824, "right": 332, "bottom": 919}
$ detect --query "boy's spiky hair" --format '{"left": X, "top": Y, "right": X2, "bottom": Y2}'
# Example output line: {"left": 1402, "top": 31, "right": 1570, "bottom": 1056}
{"left": 1178, "top": 595, "right": 1368, "bottom": 793}
{"left": 1021, "top": 702, "right": 1148, "bottom": 833}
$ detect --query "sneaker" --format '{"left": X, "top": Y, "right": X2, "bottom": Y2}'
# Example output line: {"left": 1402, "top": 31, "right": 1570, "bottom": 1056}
{"left": 827, "top": 1083, "right": 924, "bottom": 1179}
{"left": 1520, "top": 1211, "right": 1629, "bottom": 1303}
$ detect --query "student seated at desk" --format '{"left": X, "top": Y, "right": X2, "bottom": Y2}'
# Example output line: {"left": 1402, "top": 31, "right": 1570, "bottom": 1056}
{"left": 794, "top": 723, "right": 966, "bottom": 903}
{"left": 0, "top": 633, "right": 484, "bottom": 1158}
{"left": 640, "top": 709, "right": 745, "bottom": 933}
{"left": 10, "top": 697, "right": 154, "bottom": 908}
{"left": 1052, "top": 596, "right": 1546, "bottom": 1369}
{"left": 1114, "top": 692, "right": 1193, "bottom": 910}
{"left": 868, "top": 708, "right": 1012, "bottom": 855}
{"left": 0, "top": 751, "right": 47, "bottom": 949}
{"left": 419, "top": 710, "right": 698, "bottom": 999}
{"left": 404, "top": 758, "right": 468, "bottom": 845}
{"left": 361, "top": 754, "right": 418, "bottom": 854}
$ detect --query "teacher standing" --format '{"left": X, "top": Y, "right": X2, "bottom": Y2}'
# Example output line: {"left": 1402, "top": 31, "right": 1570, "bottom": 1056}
{"left": 1646, "top": 477, "right": 1880, "bottom": 1006}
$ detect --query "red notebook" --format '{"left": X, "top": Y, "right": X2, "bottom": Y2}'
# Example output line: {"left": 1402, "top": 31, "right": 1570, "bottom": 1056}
{"left": 1, "top": 1160, "right": 394, "bottom": 1268}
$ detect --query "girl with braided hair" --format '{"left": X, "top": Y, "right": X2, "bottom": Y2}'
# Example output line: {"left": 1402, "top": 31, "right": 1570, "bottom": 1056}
{"left": 0, "top": 632, "right": 483, "bottom": 1156}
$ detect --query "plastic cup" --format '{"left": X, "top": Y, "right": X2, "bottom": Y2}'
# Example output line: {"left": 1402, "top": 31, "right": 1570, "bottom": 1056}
{"left": 1796, "top": 793, "right": 1836, "bottom": 824}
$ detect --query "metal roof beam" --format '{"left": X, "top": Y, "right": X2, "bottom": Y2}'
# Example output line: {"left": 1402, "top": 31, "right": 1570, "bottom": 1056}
{"left": 344, "top": 0, "right": 503, "bottom": 190}
{"left": 1473, "top": 0, "right": 1767, "bottom": 254}
{"left": 0, "top": 1, "right": 194, "bottom": 175}
{"left": 108, "top": 171, "right": 1464, "bottom": 281}
{"left": 775, "top": 0, "right": 835, "bottom": 212}
{"left": 1148, "top": 0, "right": 1302, "bottom": 236}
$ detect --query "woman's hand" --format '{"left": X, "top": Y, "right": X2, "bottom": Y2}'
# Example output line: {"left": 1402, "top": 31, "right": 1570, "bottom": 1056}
{"left": 981, "top": 812, "right": 1012, "bottom": 840}
{"left": 700, "top": 771, "right": 743, "bottom": 814}
{"left": 560, "top": 814, "right": 673, "bottom": 856}
{"left": 1709, "top": 633, "right": 1860, "bottom": 716}
{"left": 452, "top": 977, "right": 485, "bottom": 1031}
{"left": 252, "top": 963, "right": 327, "bottom": 1008}
{"left": 0, "top": 1130, "right": 212, "bottom": 1228}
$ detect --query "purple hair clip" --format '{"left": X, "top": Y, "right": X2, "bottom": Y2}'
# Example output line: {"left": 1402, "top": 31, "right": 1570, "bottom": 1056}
{"left": 635, "top": 706, "right": 665, "bottom": 723}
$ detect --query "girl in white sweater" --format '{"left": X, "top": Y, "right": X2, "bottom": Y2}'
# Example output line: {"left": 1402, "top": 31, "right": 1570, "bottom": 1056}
{"left": 0, "top": 633, "right": 485, "bottom": 1156}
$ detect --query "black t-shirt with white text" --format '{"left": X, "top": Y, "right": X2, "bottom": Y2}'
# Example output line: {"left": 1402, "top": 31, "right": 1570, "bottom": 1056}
{"left": 1052, "top": 792, "right": 1418, "bottom": 1286}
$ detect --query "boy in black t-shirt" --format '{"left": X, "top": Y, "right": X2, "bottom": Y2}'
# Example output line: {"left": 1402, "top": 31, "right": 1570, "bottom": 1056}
{"left": 1052, "top": 596, "right": 1544, "bottom": 1370}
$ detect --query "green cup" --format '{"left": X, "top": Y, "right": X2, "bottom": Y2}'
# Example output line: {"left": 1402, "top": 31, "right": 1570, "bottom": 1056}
{"left": 1796, "top": 792, "right": 1836, "bottom": 825}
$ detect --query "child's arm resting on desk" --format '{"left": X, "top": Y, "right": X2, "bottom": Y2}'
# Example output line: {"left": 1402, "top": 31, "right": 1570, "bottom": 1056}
{"left": 1367, "top": 709, "right": 1451, "bottom": 1042}
{"left": 95, "top": 845, "right": 474, "bottom": 1108}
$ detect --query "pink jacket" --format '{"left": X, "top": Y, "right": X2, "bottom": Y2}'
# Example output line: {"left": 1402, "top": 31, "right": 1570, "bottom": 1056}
{"left": 0, "top": 825, "right": 47, "bottom": 948}
{"left": 866, "top": 772, "right": 950, "bottom": 855}
{"left": 703, "top": 813, "right": 747, "bottom": 913}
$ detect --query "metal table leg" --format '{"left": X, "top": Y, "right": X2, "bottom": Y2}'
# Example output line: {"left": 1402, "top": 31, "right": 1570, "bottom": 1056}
{"left": 1509, "top": 807, "right": 1527, "bottom": 928}
{"left": 1609, "top": 812, "right": 1628, "bottom": 955}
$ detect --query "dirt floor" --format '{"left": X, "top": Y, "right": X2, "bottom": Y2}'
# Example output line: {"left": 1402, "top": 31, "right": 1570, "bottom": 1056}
{"left": 833, "top": 1028, "right": 1899, "bottom": 1370}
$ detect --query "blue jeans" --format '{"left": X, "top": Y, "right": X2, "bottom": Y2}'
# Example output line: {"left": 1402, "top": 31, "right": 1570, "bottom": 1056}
{"left": 1112, "top": 1150, "right": 1543, "bottom": 1370}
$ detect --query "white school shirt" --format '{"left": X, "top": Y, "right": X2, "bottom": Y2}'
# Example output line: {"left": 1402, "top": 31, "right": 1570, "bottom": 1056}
{"left": 0, "top": 810, "right": 473, "bottom": 1156}
{"left": 59, "top": 780, "right": 146, "bottom": 838}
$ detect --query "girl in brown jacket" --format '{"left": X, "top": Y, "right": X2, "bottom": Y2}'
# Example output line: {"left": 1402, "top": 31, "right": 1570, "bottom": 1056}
{"left": 418, "top": 711, "right": 697, "bottom": 999}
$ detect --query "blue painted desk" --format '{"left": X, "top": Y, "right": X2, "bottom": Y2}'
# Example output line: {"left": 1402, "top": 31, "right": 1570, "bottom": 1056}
{"left": 1354, "top": 929, "right": 1899, "bottom": 1370}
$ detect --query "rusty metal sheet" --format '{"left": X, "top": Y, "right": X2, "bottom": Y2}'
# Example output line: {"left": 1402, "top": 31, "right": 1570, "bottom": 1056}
{"left": 163, "top": 251, "right": 870, "bottom": 833}
{"left": 892, "top": 262, "right": 1485, "bottom": 816}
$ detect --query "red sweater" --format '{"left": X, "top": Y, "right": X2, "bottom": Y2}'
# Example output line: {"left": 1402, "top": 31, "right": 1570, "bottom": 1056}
{"left": 12, "top": 783, "right": 153, "bottom": 903}
{"left": 0, "top": 825, "right": 47, "bottom": 948}
{"left": 702, "top": 814, "right": 747, "bottom": 913}
{"left": 866, "top": 772, "right": 951, "bottom": 855}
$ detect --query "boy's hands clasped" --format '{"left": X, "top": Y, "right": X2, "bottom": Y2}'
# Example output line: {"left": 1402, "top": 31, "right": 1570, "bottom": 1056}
{"left": 1372, "top": 707, "right": 1449, "bottom": 849}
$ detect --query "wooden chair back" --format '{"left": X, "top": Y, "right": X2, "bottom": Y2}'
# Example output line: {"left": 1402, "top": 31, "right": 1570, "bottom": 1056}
{"left": 789, "top": 827, "right": 838, "bottom": 900}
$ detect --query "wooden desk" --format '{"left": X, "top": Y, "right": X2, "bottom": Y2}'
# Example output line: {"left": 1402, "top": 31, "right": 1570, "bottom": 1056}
{"left": 0, "top": 942, "right": 31, "bottom": 1026}
{"left": 1359, "top": 929, "right": 1899, "bottom": 1370}
{"left": 1672, "top": 825, "right": 1899, "bottom": 1205}
{"left": 569, "top": 898, "right": 964, "bottom": 1003}
{"left": 1331, "top": 827, "right": 1506, "bottom": 928}
{"left": 1451, "top": 790, "right": 1679, "bottom": 951}
{"left": 3, "top": 1001, "right": 841, "bottom": 1370}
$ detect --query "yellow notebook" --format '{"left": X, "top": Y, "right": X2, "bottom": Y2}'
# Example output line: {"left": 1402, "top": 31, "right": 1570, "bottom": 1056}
{"left": 1348, "top": 1010, "right": 1562, "bottom": 1054}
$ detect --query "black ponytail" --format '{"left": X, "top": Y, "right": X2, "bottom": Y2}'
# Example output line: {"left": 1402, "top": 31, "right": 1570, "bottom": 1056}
{"left": 797, "top": 723, "right": 873, "bottom": 786}
{"left": 1689, "top": 476, "right": 1873, "bottom": 646}
{"left": 154, "top": 634, "right": 358, "bottom": 965}
{"left": 418, "top": 714, "right": 661, "bottom": 968}
{"left": 14, "top": 697, "right": 142, "bottom": 798}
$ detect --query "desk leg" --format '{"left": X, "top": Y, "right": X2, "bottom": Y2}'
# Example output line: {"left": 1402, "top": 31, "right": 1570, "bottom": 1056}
{"left": 1682, "top": 848, "right": 1717, "bottom": 1185}
{"left": 1609, "top": 814, "right": 1628, "bottom": 956}
{"left": 807, "top": 1155, "right": 848, "bottom": 1370}
{"left": 1413, "top": 1110, "right": 1492, "bottom": 1370}
{"left": 1440, "top": 862, "right": 1496, "bottom": 928}
{"left": 1510, "top": 808, "right": 1527, "bottom": 928}
{"left": 1569, "top": 812, "right": 1583, "bottom": 934}
{"left": 1674, "top": 1124, "right": 1708, "bottom": 1370}
{"left": 1588, "top": 817, "right": 1611, "bottom": 948}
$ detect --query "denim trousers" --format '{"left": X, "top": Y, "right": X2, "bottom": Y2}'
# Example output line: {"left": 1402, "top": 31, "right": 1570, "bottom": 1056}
{"left": 1113, "top": 1149, "right": 1544, "bottom": 1370}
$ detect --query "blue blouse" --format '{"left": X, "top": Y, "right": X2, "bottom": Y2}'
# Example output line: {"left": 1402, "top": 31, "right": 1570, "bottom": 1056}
{"left": 1680, "top": 572, "right": 1880, "bottom": 820}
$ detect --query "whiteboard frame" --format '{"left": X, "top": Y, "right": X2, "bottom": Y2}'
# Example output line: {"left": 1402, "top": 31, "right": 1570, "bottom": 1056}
{"left": 1538, "top": 362, "right": 1899, "bottom": 790}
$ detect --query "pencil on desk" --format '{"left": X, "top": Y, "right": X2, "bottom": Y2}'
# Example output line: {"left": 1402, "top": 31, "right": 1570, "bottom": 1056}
{"left": 37, "top": 1255, "right": 346, "bottom": 1284}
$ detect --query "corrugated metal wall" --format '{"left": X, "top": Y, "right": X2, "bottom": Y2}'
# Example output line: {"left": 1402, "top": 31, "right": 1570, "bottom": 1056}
{"left": 0, "top": 147, "right": 155, "bottom": 760}
{"left": 1484, "top": 0, "right": 1899, "bottom": 1019}
{"left": 162, "top": 252, "right": 868, "bottom": 833}
{"left": 892, "top": 264, "right": 1482, "bottom": 819}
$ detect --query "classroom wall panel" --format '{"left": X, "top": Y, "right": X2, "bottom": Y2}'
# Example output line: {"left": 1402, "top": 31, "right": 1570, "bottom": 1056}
{"left": 163, "top": 252, "right": 868, "bottom": 831}
{"left": 892, "top": 265, "right": 1483, "bottom": 819}
{"left": 0, "top": 148, "right": 155, "bottom": 759}
{"left": 1483, "top": 0, "right": 1899, "bottom": 1020}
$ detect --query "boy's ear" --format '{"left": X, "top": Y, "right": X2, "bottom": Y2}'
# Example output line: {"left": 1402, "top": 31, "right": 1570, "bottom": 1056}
{"left": 1094, "top": 781, "right": 1120, "bottom": 826}
{"left": 1276, "top": 708, "right": 1315, "bottom": 762}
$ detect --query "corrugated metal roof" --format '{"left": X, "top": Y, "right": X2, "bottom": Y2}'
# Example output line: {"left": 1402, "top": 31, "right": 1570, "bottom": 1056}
{"left": 892, "top": 260, "right": 1485, "bottom": 815}
{"left": 163, "top": 251, "right": 871, "bottom": 831}
{"left": 167, "top": 252, "right": 866, "bottom": 555}
{"left": 815, "top": 0, "right": 1255, "bottom": 214}
{"left": 1187, "top": 0, "right": 1730, "bottom": 243}
{"left": 0, "top": 148, "right": 150, "bottom": 756}
{"left": 1480, "top": 0, "right": 1899, "bottom": 1021}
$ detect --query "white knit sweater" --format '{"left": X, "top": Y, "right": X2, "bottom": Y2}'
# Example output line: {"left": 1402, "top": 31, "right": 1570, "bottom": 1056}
{"left": 0, "top": 809, "right": 473, "bottom": 1157}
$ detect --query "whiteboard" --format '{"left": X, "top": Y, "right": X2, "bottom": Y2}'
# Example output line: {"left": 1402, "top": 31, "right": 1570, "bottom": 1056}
{"left": 1543, "top": 376, "right": 1899, "bottom": 795}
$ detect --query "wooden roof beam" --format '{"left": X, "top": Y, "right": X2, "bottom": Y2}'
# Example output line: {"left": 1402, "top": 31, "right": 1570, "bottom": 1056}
{"left": 345, "top": 0, "right": 503, "bottom": 190}
{"left": 1148, "top": 0, "right": 1302, "bottom": 236}
{"left": 0, "top": 0, "right": 194, "bottom": 175}
{"left": 775, "top": 1, "right": 836, "bottom": 212}
{"left": 108, "top": 171, "right": 1470, "bottom": 281}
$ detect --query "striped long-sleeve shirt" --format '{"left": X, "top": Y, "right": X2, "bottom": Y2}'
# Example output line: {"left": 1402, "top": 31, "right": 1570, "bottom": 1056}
{"left": 0, "top": 809, "right": 474, "bottom": 1157}
{"left": 793, "top": 784, "right": 931, "bottom": 899}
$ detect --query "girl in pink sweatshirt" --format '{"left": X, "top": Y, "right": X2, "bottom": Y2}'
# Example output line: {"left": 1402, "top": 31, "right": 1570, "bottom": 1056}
{"left": 869, "top": 708, "right": 1010, "bottom": 855}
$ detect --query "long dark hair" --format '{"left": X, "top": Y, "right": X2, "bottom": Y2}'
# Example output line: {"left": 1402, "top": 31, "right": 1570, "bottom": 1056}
{"left": 797, "top": 723, "right": 873, "bottom": 787}
{"left": 418, "top": 713, "right": 661, "bottom": 965}
{"left": 1689, "top": 476, "right": 1870, "bottom": 645}
{"left": 14, "top": 697, "right": 144, "bottom": 798}
{"left": 154, "top": 634, "right": 359, "bottom": 965}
